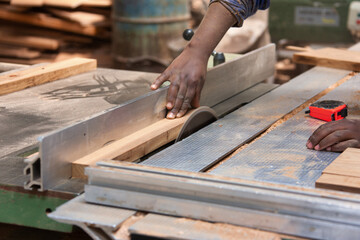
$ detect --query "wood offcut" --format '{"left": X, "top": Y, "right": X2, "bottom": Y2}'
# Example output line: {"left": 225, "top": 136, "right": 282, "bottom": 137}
{"left": 316, "top": 148, "right": 360, "bottom": 193}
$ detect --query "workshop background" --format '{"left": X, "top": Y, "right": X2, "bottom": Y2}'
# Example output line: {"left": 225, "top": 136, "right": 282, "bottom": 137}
{"left": 1, "top": 0, "right": 357, "bottom": 84}
{"left": 0, "top": 0, "right": 360, "bottom": 239}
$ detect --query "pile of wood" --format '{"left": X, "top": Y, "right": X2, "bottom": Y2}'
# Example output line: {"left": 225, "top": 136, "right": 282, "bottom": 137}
{"left": 0, "top": 0, "right": 112, "bottom": 66}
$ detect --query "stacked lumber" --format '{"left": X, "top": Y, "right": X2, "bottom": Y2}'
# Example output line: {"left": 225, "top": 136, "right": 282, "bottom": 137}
{"left": 292, "top": 47, "right": 360, "bottom": 72}
{"left": 316, "top": 148, "right": 360, "bottom": 193}
{"left": 0, "top": 1, "right": 111, "bottom": 66}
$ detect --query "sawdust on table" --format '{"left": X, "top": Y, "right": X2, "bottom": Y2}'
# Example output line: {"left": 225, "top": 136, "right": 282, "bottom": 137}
{"left": 208, "top": 71, "right": 358, "bottom": 172}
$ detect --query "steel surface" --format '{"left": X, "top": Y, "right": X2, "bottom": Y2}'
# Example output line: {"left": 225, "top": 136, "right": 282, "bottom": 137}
{"left": 211, "top": 74, "right": 360, "bottom": 186}
{"left": 36, "top": 45, "right": 275, "bottom": 190}
{"left": 141, "top": 67, "right": 350, "bottom": 171}
{"left": 48, "top": 195, "right": 135, "bottom": 232}
{"left": 84, "top": 162, "right": 360, "bottom": 239}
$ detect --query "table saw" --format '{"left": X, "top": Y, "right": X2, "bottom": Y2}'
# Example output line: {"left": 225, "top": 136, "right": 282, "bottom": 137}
{"left": 1, "top": 43, "right": 360, "bottom": 239}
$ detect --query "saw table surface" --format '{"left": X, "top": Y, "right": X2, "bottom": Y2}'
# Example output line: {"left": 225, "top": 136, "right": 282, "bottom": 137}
{"left": 0, "top": 55, "right": 277, "bottom": 233}
{"left": 48, "top": 43, "right": 360, "bottom": 240}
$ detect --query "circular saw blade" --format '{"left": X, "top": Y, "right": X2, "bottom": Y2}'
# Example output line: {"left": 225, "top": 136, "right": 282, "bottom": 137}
{"left": 176, "top": 106, "right": 218, "bottom": 142}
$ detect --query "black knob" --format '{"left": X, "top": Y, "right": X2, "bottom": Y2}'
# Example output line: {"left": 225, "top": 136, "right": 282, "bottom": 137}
{"left": 213, "top": 52, "right": 225, "bottom": 66}
{"left": 183, "top": 29, "right": 194, "bottom": 41}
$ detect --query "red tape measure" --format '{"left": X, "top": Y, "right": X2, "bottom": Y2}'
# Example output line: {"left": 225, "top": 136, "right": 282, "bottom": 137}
{"left": 305, "top": 100, "right": 348, "bottom": 122}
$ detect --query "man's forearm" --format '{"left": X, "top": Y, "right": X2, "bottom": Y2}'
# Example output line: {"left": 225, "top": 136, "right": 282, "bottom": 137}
{"left": 184, "top": 2, "right": 236, "bottom": 62}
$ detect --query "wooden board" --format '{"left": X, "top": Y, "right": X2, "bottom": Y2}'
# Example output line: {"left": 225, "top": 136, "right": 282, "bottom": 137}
{"left": 0, "top": 8, "right": 109, "bottom": 38}
{"left": 11, "top": 0, "right": 111, "bottom": 7}
{"left": 72, "top": 112, "right": 193, "bottom": 179}
{"left": 47, "top": 9, "right": 106, "bottom": 26}
{"left": 293, "top": 48, "right": 360, "bottom": 72}
{"left": 10, "top": 0, "right": 43, "bottom": 6}
{"left": 0, "top": 46, "right": 41, "bottom": 59}
{"left": 316, "top": 173, "right": 360, "bottom": 194}
{"left": 322, "top": 148, "right": 360, "bottom": 178}
{"left": 0, "top": 32, "right": 60, "bottom": 50}
{"left": 316, "top": 148, "right": 360, "bottom": 193}
{"left": 0, "top": 57, "right": 96, "bottom": 96}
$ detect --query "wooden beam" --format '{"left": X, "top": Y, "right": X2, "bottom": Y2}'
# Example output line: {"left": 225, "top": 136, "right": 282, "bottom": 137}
{"left": 293, "top": 48, "right": 360, "bottom": 72}
{"left": 0, "top": 8, "right": 109, "bottom": 38}
{"left": 72, "top": 112, "right": 193, "bottom": 179}
{"left": 0, "top": 57, "right": 96, "bottom": 96}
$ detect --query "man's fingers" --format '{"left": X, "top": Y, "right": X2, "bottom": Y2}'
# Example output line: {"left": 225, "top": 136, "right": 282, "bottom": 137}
{"left": 151, "top": 72, "right": 170, "bottom": 90}
{"left": 191, "top": 84, "right": 202, "bottom": 108}
{"left": 176, "top": 84, "right": 196, "bottom": 118}
{"left": 328, "top": 139, "right": 360, "bottom": 152}
{"left": 307, "top": 120, "right": 347, "bottom": 148}
{"left": 168, "top": 82, "right": 187, "bottom": 119}
{"left": 314, "top": 130, "right": 352, "bottom": 150}
{"left": 166, "top": 75, "right": 180, "bottom": 112}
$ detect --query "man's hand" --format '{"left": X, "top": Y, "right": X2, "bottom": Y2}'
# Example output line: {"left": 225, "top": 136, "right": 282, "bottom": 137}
{"left": 151, "top": 49, "right": 207, "bottom": 119}
{"left": 150, "top": 2, "right": 236, "bottom": 119}
{"left": 307, "top": 119, "right": 360, "bottom": 152}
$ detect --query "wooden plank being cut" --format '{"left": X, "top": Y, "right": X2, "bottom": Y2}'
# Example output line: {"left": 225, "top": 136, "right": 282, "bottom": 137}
{"left": 0, "top": 9, "right": 108, "bottom": 37}
{"left": 316, "top": 148, "right": 360, "bottom": 193}
{"left": 0, "top": 33, "right": 60, "bottom": 50}
{"left": 0, "top": 57, "right": 96, "bottom": 96}
{"left": 72, "top": 112, "right": 192, "bottom": 179}
{"left": 293, "top": 47, "right": 360, "bottom": 71}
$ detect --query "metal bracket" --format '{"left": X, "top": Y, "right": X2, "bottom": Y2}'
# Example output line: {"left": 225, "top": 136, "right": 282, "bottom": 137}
{"left": 23, "top": 152, "right": 42, "bottom": 190}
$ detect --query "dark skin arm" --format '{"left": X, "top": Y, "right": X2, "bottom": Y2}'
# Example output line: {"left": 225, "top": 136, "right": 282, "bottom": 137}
{"left": 307, "top": 119, "right": 360, "bottom": 152}
{"left": 151, "top": 3, "right": 236, "bottom": 119}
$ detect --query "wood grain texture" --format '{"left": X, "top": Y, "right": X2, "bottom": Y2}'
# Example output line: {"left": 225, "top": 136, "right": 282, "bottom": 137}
{"left": 0, "top": 9, "right": 108, "bottom": 37}
{"left": 316, "top": 173, "right": 360, "bottom": 193}
{"left": 316, "top": 148, "right": 360, "bottom": 193}
{"left": 72, "top": 112, "right": 193, "bottom": 179}
{"left": 0, "top": 57, "right": 96, "bottom": 96}
{"left": 322, "top": 148, "right": 360, "bottom": 178}
{"left": 293, "top": 48, "right": 360, "bottom": 71}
